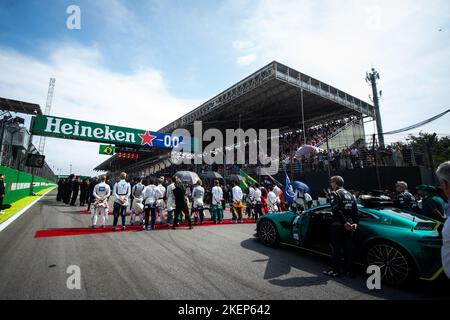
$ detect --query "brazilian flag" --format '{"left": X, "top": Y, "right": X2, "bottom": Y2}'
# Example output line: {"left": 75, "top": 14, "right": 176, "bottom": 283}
{"left": 99, "top": 144, "right": 115, "bottom": 155}
{"left": 239, "top": 169, "right": 257, "bottom": 191}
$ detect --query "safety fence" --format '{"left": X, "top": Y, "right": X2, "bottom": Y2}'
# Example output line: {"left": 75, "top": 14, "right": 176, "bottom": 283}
{"left": 0, "top": 166, "right": 56, "bottom": 204}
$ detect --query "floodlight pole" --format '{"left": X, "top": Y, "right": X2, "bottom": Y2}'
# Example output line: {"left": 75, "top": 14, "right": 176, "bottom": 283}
{"left": 372, "top": 134, "right": 382, "bottom": 191}
{"left": 366, "top": 68, "right": 385, "bottom": 148}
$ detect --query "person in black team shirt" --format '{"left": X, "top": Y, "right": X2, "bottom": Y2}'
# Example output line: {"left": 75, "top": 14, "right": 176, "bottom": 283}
{"left": 323, "top": 176, "right": 359, "bottom": 278}
{"left": 63, "top": 175, "right": 74, "bottom": 204}
{"left": 70, "top": 176, "right": 80, "bottom": 206}
{"left": 79, "top": 178, "right": 89, "bottom": 206}
{"left": 172, "top": 175, "right": 192, "bottom": 230}
{"left": 56, "top": 178, "right": 63, "bottom": 202}
{"left": 394, "top": 181, "right": 417, "bottom": 212}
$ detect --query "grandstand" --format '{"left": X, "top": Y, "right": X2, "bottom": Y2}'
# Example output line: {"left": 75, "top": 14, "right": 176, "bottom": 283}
{"left": 94, "top": 61, "right": 375, "bottom": 179}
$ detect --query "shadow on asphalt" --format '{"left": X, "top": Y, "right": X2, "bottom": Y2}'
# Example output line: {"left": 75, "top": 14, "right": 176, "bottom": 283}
{"left": 240, "top": 237, "right": 450, "bottom": 300}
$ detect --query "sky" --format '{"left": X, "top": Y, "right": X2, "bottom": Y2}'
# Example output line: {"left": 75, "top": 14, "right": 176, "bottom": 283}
{"left": 0, "top": 0, "right": 449, "bottom": 176}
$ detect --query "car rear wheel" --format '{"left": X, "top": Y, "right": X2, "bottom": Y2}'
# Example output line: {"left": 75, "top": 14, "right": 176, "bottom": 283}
{"left": 257, "top": 220, "right": 280, "bottom": 247}
{"left": 366, "top": 242, "right": 414, "bottom": 286}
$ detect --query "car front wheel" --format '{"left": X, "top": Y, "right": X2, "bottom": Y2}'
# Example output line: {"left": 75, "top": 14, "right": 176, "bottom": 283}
{"left": 366, "top": 242, "right": 414, "bottom": 286}
{"left": 257, "top": 219, "right": 280, "bottom": 247}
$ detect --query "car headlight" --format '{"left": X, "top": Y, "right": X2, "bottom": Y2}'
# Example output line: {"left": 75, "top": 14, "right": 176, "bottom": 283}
{"left": 414, "top": 221, "right": 438, "bottom": 231}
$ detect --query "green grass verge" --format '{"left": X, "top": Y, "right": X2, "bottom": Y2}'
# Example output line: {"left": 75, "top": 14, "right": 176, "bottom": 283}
{"left": 0, "top": 187, "right": 56, "bottom": 224}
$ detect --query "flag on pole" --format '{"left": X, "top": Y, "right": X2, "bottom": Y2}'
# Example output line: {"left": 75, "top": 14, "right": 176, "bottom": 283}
{"left": 284, "top": 171, "right": 295, "bottom": 204}
{"left": 239, "top": 169, "right": 257, "bottom": 191}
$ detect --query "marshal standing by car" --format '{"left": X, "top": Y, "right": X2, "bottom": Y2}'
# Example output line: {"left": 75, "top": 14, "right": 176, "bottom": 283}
{"left": 322, "top": 176, "right": 359, "bottom": 278}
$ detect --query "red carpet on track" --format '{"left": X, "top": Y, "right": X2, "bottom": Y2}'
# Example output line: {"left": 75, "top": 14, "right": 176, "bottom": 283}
{"left": 34, "top": 219, "right": 256, "bottom": 238}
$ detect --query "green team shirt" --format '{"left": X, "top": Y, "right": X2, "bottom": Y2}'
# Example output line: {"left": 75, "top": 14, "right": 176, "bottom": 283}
{"left": 422, "top": 195, "right": 446, "bottom": 221}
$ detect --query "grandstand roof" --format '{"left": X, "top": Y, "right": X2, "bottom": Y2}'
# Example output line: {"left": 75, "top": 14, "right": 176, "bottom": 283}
{"left": 159, "top": 61, "right": 374, "bottom": 133}
{"left": 94, "top": 61, "right": 374, "bottom": 172}
{"left": 0, "top": 97, "right": 42, "bottom": 115}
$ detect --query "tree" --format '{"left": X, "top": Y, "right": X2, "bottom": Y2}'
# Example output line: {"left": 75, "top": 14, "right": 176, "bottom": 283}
{"left": 406, "top": 132, "right": 450, "bottom": 169}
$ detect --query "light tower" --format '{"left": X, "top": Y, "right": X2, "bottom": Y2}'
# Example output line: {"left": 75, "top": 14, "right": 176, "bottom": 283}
{"left": 38, "top": 78, "right": 56, "bottom": 154}
{"left": 366, "top": 68, "right": 384, "bottom": 148}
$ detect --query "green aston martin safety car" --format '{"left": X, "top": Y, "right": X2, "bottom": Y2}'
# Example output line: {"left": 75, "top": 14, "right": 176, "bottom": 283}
{"left": 255, "top": 199, "right": 444, "bottom": 286}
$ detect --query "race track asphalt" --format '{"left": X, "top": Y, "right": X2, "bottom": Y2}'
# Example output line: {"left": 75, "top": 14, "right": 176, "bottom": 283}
{"left": 0, "top": 190, "right": 448, "bottom": 300}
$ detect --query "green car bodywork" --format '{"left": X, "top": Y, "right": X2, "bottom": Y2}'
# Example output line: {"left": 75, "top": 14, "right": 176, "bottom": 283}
{"left": 256, "top": 204, "right": 444, "bottom": 286}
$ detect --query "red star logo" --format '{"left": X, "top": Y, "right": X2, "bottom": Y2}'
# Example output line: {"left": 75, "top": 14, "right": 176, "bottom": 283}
{"left": 138, "top": 131, "right": 156, "bottom": 146}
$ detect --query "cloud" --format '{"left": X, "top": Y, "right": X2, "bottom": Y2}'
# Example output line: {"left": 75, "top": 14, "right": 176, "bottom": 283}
{"left": 232, "top": 40, "right": 254, "bottom": 50}
{"left": 237, "top": 53, "right": 257, "bottom": 66}
{"left": 0, "top": 43, "right": 203, "bottom": 176}
{"left": 228, "top": 0, "right": 450, "bottom": 140}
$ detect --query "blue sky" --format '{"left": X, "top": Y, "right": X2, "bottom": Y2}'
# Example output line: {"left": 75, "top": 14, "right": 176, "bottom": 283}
{"left": 0, "top": 0, "right": 449, "bottom": 175}
{"left": 0, "top": 0, "right": 250, "bottom": 98}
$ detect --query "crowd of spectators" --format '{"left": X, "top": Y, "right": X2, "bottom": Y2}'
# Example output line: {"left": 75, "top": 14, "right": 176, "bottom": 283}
{"left": 282, "top": 142, "right": 418, "bottom": 174}
{"left": 149, "top": 116, "right": 423, "bottom": 178}
{"left": 279, "top": 116, "right": 359, "bottom": 157}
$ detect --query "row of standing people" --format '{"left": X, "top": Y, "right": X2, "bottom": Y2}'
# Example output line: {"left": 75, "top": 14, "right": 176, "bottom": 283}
{"left": 88, "top": 173, "right": 250, "bottom": 231}
{"left": 56, "top": 174, "right": 95, "bottom": 207}
{"left": 57, "top": 172, "right": 311, "bottom": 229}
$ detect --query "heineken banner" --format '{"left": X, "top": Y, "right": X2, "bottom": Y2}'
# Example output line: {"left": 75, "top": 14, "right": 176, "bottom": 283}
{"left": 31, "top": 115, "right": 195, "bottom": 151}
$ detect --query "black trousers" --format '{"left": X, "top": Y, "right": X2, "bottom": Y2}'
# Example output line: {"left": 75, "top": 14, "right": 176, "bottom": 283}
{"left": 70, "top": 190, "right": 79, "bottom": 206}
{"left": 191, "top": 206, "right": 204, "bottom": 224}
{"left": 330, "top": 222, "right": 355, "bottom": 273}
{"left": 63, "top": 190, "right": 71, "bottom": 204}
{"left": 79, "top": 192, "right": 86, "bottom": 206}
{"left": 144, "top": 205, "right": 157, "bottom": 230}
{"left": 113, "top": 202, "right": 127, "bottom": 227}
{"left": 87, "top": 195, "right": 94, "bottom": 211}
{"left": 173, "top": 204, "right": 191, "bottom": 228}
{"left": 246, "top": 203, "right": 254, "bottom": 217}
{"left": 129, "top": 197, "right": 134, "bottom": 211}
{"left": 254, "top": 203, "right": 262, "bottom": 220}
